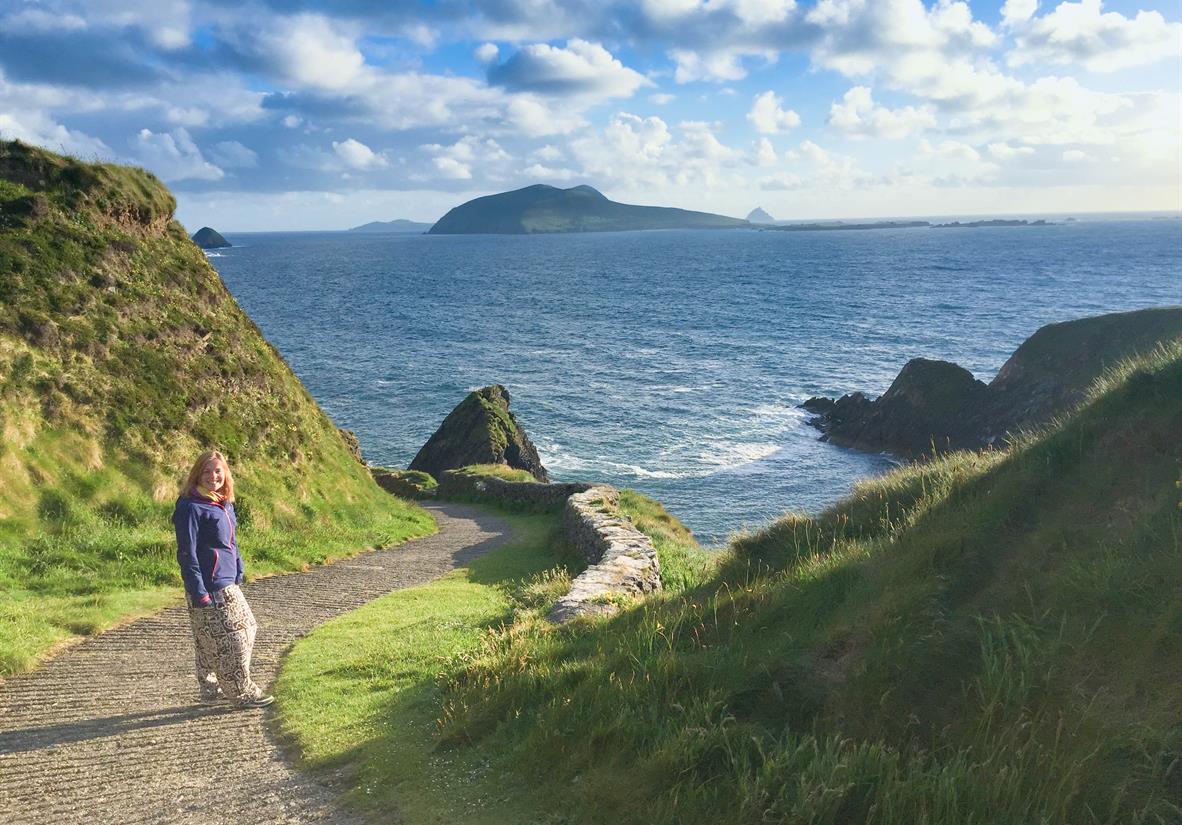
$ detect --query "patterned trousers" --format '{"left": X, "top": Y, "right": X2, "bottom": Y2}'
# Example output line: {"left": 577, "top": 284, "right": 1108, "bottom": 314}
{"left": 186, "top": 584, "right": 263, "bottom": 701}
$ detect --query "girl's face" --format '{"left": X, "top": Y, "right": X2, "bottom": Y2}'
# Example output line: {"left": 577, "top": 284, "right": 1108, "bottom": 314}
{"left": 199, "top": 459, "right": 227, "bottom": 492}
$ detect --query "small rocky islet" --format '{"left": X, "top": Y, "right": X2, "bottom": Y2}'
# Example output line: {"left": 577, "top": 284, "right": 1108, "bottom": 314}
{"left": 190, "top": 226, "right": 231, "bottom": 248}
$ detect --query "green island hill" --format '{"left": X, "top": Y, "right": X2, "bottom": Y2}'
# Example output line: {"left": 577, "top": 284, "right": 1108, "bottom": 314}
{"left": 278, "top": 334, "right": 1182, "bottom": 824}
{"left": 0, "top": 141, "right": 434, "bottom": 675}
{"left": 347, "top": 218, "right": 433, "bottom": 234}
{"left": 427, "top": 184, "right": 749, "bottom": 234}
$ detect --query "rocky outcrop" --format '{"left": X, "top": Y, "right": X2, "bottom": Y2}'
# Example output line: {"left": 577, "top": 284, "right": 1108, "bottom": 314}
{"left": 437, "top": 470, "right": 593, "bottom": 508}
{"left": 805, "top": 308, "right": 1182, "bottom": 458}
{"left": 372, "top": 468, "right": 438, "bottom": 499}
{"left": 338, "top": 428, "right": 363, "bottom": 463}
{"left": 548, "top": 487, "right": 662, "bottom": 623}
{"left": 409, "top": 385, "right": 549, "bottom": 481}
{"left": 191, "top": 226, "right": 230, "bottom": 248}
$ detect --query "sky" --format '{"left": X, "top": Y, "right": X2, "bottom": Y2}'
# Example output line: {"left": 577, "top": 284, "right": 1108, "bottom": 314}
{"left": 1, "top": 0, "right": 1179, "bottom": 230}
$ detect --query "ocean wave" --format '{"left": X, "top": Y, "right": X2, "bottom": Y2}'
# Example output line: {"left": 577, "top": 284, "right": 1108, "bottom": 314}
{"left": 203, "top": 251, "right": 225, "bottom": 258}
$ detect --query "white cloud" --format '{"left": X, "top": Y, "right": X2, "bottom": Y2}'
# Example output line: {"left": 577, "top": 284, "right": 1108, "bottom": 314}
{"left": 987, "top": 141, "right": 1035, "bottom": 160}
{"left": 1000, "top": 0, "right": 1038, "bottom": 27}
{"left": 1062, "top": 148, "right": 1089, "bottom": 162}
{"left": 650, "top": 93, "right": 676, "bottom": 105}
{"left": 474, "top": 42, "right": 499, "bottom": 64}
{"left": 332, "top": 138, "right": 388, "bottom": 170}
{"left": 523, "top": 163, "right": 576, "bottom": 180}
{"left": 671, "top": 49, "right": 749, "bottom": 83}
{"left": 209, "top": 140, "right": 258, "bottom": 169}
{"left": 1007, "top": 0, "right": 1182, "bottom": 72}
{"left": 747, "top": 91, "right": 801, "bottom": 134}
{"left": 135, "top": 127, "right": 223, "bottom": 181}
{"left": 827, "top": 86, "right": 935, "bottom": 138}
{"left": 918, "top": 137, "right": 1001, "bottom": 183}
{"left": 488, "top": 40, "right": 650, "bottom": 99}
{"left": 754, "top": 137, "right": 777, "bottom": 166}
{"left": 433, "top": 157, "right": 472, "bottom": 179}
{"left": 0, "top": 110, "right": 111, "bottom": 159}
{"left": 531, "top": 144, "right": 564, "bottom": 162}
{"left": 420, "top": 135, "right": 511, "bottom": 182}
{"left": 568, "top": 113, "right": 743, "bottom": 190}
{"left": 251, "top": 14, "right": 368, "bottom": 92}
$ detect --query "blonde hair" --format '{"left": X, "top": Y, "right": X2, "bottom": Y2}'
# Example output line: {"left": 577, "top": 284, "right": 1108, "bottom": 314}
{"left": 181, "top": 450, "right": 235, "bottom": 502}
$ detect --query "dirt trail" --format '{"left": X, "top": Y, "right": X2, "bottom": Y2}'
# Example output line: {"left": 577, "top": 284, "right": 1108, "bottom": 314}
{"left": 0, "top": 501, "right": 510, "bottom": 824}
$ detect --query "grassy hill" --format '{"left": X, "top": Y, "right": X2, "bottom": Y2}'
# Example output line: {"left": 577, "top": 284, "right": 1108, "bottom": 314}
{"left": 428, "top": 184, "right": 749, "bottom": 234}
{"left": 0, "top": 141, "right": 433, "bottom": 675}
{"left": 279, "top": 341, "right": 1181, "bottom": 824}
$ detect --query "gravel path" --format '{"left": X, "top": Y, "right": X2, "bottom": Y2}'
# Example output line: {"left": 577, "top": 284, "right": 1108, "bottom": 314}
{"left": 0, "top": 501, "right": 511, "bottom": 825}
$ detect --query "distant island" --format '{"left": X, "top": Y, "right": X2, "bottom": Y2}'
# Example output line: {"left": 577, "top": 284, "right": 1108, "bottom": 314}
{"left": 191, "top": 226, "right": 230, "bottom": 248}
{"left": 747, "top": 207, "right": 777, "bottom": 224}
{"left": 764, "top": 220, "right": 930, "bottom": 232}
{"left": 428, "top": 184, "right": 748, "bottom": 235}
{"left": 933, "top": 219, "right": 1049, "bottom": 228}
{"left": 348, "top": 219, "right": 434, "bottom": 233}
{"left": 760, "top": 218, "right": 1054, "bottom": 233}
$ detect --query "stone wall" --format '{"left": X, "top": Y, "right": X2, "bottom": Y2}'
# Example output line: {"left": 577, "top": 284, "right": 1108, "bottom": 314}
{"left": 547, "top": 487, "right": 662, "bottom": 623}
{"left": 434, "top": 473, "right": 664, "bottom": 623}
{"left": 437, "top": 470, "right": 595, "bottom": 508}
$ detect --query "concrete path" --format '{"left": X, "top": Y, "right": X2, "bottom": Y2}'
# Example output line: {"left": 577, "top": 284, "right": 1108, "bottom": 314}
{"left": 0, "top": 501, "right": 511, "bottom": 825}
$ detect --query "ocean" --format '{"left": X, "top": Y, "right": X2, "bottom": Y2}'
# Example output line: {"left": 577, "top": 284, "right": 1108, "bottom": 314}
{"left": 207, "top": 218, "right": 1181, "bottom": 545}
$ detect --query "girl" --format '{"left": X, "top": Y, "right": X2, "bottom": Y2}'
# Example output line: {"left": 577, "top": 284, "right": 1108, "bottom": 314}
{"left": 173, "top": 451, "right": 273, "bottom": 708}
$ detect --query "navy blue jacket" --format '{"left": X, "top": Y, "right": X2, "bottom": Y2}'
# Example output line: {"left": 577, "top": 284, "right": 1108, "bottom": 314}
{"left": 173, "top": 494, "right": 244, "bottom": 605}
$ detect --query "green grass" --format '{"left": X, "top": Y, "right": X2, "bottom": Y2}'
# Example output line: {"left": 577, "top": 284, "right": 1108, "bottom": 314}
{"left": 274, "top": 510, "right": 580, "bottom": 824}
{"left": 280, "top": 344, "right": 1182, "bottom": 824}
{"left": 0, "top": 141, "right": 436, "bottom": 675}
{"left": 275, "top": 493, "right": 705, "bottom": 823}
{"left": 451, "top": 463, "right": 540, "bottom": 483}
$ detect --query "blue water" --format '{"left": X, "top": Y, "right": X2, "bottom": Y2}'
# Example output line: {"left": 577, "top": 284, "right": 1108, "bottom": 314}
{"left": 207, "top": 220, "right": 1181, "bottom": 545}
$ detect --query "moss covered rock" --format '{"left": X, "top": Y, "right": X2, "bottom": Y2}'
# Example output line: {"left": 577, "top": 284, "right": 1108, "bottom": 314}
{"left": 409, "top": 385, "right": 549, "bottom": 481}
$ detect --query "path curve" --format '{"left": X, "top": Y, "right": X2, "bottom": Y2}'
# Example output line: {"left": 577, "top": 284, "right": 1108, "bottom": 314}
{"left": 0, "top": 501, "right": 511, "bottom": 825}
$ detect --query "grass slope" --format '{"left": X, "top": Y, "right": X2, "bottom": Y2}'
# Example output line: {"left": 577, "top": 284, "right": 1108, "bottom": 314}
{"left": 276, "top": 494, "right": 713, "bottom": 823}
{"left": 0, "top": 141, "right": 433, "bottom": 675}
{"left": 282, "top": 344, "right": 1180, "bottom": 824}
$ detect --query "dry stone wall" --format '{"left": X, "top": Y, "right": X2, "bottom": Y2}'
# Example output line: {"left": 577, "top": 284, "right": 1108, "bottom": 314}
{"left": 548, "top": 487, "right": 662, "bottom": 623}
{"left": 435, "top": 473, "right": 664, "bottom": 622}
{"left": 437, "top": 470, "right": 595, "bottom": 508}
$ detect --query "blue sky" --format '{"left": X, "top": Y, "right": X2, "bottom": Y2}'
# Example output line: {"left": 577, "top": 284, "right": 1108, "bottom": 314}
{"left": 1, "top": 0, "right": 1178, "bottom": 229}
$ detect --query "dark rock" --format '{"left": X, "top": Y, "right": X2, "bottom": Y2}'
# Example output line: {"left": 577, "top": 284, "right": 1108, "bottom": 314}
{"left": 800, "top": 396, "right": 835, "bottom": 414}
{"left": 804, "top": 308, "right": 1182, "bottom": 460}
{"left": 338, "top": 428, "right": 363, "bottom": 463}
{"left": 821, "top": 360, "right": 988, "bottom": 456}
{"left": 191, "top": 226, "right": 230, "bottom": 248}
{"left": 409, "top": 385, "right": 550, "bottom": 481}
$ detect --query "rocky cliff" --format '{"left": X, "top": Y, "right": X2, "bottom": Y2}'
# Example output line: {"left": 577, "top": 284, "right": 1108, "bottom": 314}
{"left": 805, "top": 307, "right": 1182, "bottom": 457}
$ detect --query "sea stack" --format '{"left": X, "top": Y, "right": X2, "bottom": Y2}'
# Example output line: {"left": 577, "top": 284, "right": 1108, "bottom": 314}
{"left": 409, "top": 385, "right": 549, "bottom": 481}
{"left": 191, "top": 226, "right": 231, "bottom": 249}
